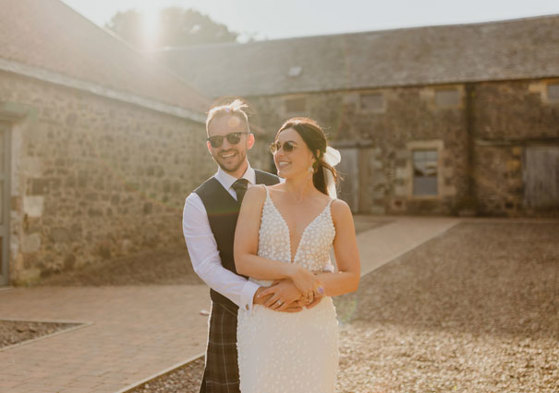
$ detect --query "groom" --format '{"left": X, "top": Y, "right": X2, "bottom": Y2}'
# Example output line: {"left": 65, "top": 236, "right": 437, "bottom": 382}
{"left": 183, "top": 100, "right": 301, "bottom": 393}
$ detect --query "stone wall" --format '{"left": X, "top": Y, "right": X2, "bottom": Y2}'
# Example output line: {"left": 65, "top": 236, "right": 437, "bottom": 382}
{"left": 473, "top": 80, "right": 559, "bottom": 216}
{"left": 246, "top": 78, "right": 559, "bottom": 217}
{"left": 5, "top": 71, "right": 553, "bottom": 284}
{"left": 0, "top": 71, "right": 223, "bottom": 284}
{"left": 248, "top": 85, "right": 469, "bottom": 215}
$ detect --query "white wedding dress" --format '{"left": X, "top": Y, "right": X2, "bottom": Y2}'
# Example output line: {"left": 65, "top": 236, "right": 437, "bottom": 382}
{"left": 237, "top": 187, "right": 339, "bottom": 393}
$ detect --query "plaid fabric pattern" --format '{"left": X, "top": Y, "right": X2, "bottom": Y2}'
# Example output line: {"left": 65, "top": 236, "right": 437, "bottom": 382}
{"left": 199, "top": 302, "right": 240, "bottom": 393}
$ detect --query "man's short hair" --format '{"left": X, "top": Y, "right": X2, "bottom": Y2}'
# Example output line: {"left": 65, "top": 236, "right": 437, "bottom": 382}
{"left": 206, "top": 99, "right": 250, "bottom": 135}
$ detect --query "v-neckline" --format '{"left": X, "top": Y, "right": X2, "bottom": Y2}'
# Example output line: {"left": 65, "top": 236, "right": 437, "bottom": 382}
{"left": 266, "top": 190, "right": 331, "bottom": 263}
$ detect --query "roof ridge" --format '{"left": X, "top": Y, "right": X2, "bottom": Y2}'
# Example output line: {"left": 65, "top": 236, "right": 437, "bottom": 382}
{"left": 158, "top": 13, "right": 559, "bottom": 52}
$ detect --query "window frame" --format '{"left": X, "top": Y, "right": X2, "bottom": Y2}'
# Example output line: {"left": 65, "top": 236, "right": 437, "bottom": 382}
{"left": 546, "top": 82, "right": 559, "bottom": 104}
{"left": 359, "top": 91, "right": 386, "bottom": 113}
{"left": 283, "top": 96, "right": 306, "bottom": 115}
{"left": 433, "top": 87, "right": 463, "bottom": 110}
{"left": 406, "top": 140, "right": 444, "bottom": 199}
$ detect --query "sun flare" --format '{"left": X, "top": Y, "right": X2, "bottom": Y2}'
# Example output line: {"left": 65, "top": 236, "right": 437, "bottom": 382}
{"left": 141, "top": 3, "right": 159, "bottom": 50}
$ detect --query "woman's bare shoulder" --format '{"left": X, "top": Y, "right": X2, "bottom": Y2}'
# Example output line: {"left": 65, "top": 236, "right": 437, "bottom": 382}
{"left": 330, "top": 198, "right": 352, "bottom": 219}
{"left": 266, "top": 183, "right": 286, "bottom": 196}
{"left": 267, "top": 182, "right": 284, "bottom": 190}
{"left": 245, "top": 184, "right": 267, "bottom": 199}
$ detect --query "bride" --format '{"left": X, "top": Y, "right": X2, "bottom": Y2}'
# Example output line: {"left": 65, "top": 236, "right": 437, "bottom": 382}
{"left": 234, "top": 117, "right": 360, "bottom": 393}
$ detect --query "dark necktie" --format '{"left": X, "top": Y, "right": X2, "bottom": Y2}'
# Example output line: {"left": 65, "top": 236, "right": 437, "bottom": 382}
{"left": 232, "top": 178, "right": 249, "bottom": 203}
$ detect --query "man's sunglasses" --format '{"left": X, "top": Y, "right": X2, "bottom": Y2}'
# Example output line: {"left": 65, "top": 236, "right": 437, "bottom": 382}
{"left": 207, "top": 132, "right": 249, "bottom": 148}
{"left": 269, "top": 140, "right": 297, "bottom": 154}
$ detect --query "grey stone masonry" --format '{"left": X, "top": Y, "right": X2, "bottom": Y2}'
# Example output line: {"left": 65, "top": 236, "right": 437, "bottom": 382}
{"left": 1, "top": 71, "right": 217, "bottom": 284}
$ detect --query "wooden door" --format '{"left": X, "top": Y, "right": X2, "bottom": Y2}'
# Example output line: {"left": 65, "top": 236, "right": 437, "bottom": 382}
{"left": 524, "top": 146, "right": 559, "bottom": 209}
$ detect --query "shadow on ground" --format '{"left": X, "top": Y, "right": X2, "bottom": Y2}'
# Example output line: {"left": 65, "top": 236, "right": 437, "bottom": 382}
{"left": 37, "top": 248, "right": 203, "bottom": 287}
{"left": 35, "top": 216, "right": 387, "bottom": 287}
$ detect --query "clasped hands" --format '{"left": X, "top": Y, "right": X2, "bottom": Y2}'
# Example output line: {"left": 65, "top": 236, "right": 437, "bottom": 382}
{"left": 253, "top": 267, "right": 325, "bottom": 313}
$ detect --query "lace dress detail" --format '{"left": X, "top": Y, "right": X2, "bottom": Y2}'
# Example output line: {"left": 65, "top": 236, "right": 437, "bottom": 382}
{"left": 237, "top": 187, "right": 338, "bottom": 393}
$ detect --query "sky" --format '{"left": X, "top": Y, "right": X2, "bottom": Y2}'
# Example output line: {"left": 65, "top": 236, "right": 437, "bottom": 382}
{"left": 61, "top": 0, "right": 559, "bottom": 42}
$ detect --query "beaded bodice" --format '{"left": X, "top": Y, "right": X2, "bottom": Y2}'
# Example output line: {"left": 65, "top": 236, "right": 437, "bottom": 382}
{"left": 256, "top": 187, "right": 335, "bottom": 281}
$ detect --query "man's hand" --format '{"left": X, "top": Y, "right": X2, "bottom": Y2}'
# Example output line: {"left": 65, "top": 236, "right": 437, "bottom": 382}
{"left": 258, "top": 280, "right": 304, "bottom": 312}
{"left": 253, "top": 286, "right": 302, "bottom": 312}
{"left": 253, "top": 286, "right": 272, "bottom": 306}
{"left": 279, "top": 300, "right": 305, "bottom": 313}
{"left": 305, "top": 292, "right": 324, "bottom": 309}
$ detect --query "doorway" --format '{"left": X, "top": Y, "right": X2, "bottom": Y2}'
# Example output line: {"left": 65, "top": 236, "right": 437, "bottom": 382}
{"left": 0, "top": 121, "right": 10, "bottom": 286}
{"left": 524, "top": 145, "right": 559, "bottom": 209}
{"left": 336, "top": 147, "right": 373, "bottom": 213}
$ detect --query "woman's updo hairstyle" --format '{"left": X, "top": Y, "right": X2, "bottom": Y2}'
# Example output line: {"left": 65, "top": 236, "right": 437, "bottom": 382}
{"left": 276, "top": 117, "right": 339, "bottom": 196}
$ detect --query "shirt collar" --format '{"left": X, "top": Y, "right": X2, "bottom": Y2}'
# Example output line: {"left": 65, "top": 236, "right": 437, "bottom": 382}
{"left": 215, "top": 164, "right": 256, "bottom": 191}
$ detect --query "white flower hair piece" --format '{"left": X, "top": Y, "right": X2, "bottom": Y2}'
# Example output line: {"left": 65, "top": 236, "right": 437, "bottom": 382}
{"left": 323, "top": 146, "right": 341, "bottom": 167}
{"left": 323, "top": 146, "right": 341, "bottom": 199}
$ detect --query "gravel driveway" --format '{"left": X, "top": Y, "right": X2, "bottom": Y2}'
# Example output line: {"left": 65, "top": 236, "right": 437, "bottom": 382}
{"left": 336, "top": 222, "right": 558, "bottom": 393}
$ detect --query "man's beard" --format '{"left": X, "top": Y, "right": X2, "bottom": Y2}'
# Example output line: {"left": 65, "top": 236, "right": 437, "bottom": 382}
{"left": 214, "top": 149, "right": 247, "bottom": 174}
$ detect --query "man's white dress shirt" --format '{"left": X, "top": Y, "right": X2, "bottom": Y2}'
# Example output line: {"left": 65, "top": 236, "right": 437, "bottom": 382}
{"left": 182, "top": 165, "right": 259, "bottom": 311}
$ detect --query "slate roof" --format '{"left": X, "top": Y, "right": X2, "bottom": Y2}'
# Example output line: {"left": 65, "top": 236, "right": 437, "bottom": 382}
{"left": 1, "top": 0, "right": 209, "bottom": 114}
{"left": 157, "top": 14, "right": 559, "bottom": 97}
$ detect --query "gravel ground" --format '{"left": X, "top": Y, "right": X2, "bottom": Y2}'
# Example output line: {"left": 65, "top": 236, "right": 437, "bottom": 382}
{"left": 336, "top": 222, "right": 558, "bottom": 393}
{"left": 0, "top": 320, "right": 81, "bottom": 349}
{"left": 130, "top": 358, "right": 205, "bottom": 393}
{"left": 126, "top": 222, "right": 559, "bottom": 393}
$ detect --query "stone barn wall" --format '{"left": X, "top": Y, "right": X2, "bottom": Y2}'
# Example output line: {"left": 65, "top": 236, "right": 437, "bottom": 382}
{"left": 247, "top": 84, "right": 469, "bottom": 216}
{"left": 0, "top": 71, "right": 218, "bottom": 284}
{"left": 245, "top": 78, "right": 559, "bottom": 217}
{"left": 473, "top": 79, "right": 559, "bottom": 216}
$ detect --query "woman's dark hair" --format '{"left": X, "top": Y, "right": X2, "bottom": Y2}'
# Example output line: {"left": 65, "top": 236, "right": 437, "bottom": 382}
{"left": 276, "top": 117, "right": 338, "bottom": 195}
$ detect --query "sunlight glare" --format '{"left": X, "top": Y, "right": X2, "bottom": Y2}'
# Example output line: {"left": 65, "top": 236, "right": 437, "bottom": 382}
{"left": 141, "top": 2, "right": 159, "bottom": 50}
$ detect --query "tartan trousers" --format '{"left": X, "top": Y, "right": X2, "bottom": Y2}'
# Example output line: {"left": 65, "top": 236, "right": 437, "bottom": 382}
{"left": 199, "top": 301, "right": 241, "bottom": 393}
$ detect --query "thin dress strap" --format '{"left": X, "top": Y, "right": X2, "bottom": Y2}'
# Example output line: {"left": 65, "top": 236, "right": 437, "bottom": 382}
{"left": 264, "top": 185, "right": 271, "bottom": 200}
{"left": 325, "top": 198, "right": 335, "bottom": 229}
{"left": 326, "top": 198, "right": 335, "bottom": 215}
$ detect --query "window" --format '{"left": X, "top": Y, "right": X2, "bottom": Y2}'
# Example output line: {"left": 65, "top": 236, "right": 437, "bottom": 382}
{"left": 548, "top": 83, "right": 559, "bottom": 103}
{"left": 288, "top": 66, "right": 303, "bottom": 78}
{"left": 412, "top": 150, "right": 438, "bottom": 195}
{"left": 434, "top": 88, "right": 461, "bottom": 109}
{"left": 284, "top": 97, "right": 306, "bottom": 114}
{"left": 360, "top": 93, "right": 385, "bottom": 113}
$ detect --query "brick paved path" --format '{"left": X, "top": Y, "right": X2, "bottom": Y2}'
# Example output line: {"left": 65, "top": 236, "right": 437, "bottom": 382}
{"left": 0, "top": 286, "right": 210, "bottom": 393}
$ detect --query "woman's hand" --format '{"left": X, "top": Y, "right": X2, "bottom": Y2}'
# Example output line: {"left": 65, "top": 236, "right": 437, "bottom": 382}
{"left": 288, "top": 265, "right": 324, "bottom": 302}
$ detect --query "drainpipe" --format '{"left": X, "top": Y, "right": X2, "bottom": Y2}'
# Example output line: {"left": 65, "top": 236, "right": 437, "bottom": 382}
{"left": 463, "top": 83, "right": 477, "bottom": 215}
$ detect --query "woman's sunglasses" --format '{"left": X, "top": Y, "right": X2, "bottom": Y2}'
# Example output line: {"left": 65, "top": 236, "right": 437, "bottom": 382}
{"left": 269, "top": 140, "right": 297, "bottom": 154}
{"left": 207, "top": 132, "right": 249, "bottom": 148}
